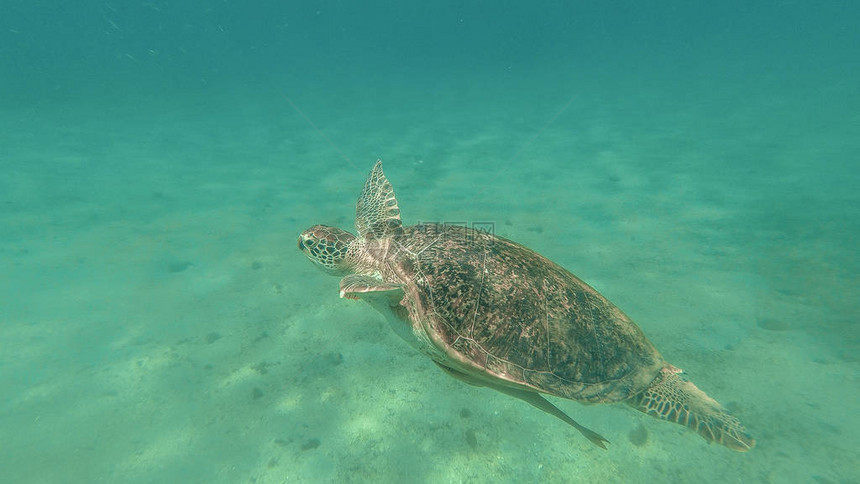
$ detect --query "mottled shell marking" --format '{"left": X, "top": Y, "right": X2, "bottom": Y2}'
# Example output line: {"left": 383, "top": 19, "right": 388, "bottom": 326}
{"left": 391, "top": 223, "right": 664, "bottom": 403}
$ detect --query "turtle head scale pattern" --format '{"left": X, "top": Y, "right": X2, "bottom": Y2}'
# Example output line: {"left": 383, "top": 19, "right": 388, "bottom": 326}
{"left": 297, "top": 225, "right": 357, "bottom": 275}
{"left": 355, "top": 159, "right": 403, "bottom": 240}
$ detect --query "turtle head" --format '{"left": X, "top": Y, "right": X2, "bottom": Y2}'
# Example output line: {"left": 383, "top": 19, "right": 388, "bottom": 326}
{"left": 298, "top": 225, "right": 357, "bottom": 275}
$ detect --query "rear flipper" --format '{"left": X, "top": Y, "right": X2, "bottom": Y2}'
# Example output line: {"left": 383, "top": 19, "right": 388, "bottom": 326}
{"left": 628, "top": 365, "right": 755, "bottom": 452}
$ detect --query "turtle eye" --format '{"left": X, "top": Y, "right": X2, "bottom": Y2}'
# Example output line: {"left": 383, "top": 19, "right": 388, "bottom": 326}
{"left": 304, "top": 238, "right": 315, "bottom": 247}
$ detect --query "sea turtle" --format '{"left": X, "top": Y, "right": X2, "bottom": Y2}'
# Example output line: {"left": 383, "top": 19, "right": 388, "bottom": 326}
{"left": 298, "top": 160, "right": 755, "bottom": 451}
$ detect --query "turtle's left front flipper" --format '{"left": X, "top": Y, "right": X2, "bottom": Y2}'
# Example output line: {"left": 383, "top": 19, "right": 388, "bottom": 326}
{"left": 496, "top": 385, "right": 610, "bottom": 450}
{"left": 339, "top": 274, "right": 409, "bottom": 324}
{"left": 435, "top": 362, "right": 609, "bottom": 449}
{"left": 340, "top": 274, "right": 403, "bottom": 301}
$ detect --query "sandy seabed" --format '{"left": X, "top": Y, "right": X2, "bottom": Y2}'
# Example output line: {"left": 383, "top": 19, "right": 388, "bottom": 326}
{"left": 1, "top": 82, "right": 857, "bottom": 483}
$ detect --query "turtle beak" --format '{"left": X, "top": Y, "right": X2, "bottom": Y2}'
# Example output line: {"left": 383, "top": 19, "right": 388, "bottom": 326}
{"left": 297, "top": 236, "right": 306, "bottom": 251}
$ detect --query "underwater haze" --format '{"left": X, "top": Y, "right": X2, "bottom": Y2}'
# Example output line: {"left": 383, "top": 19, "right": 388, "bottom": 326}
{"left": 1, "top": 1, "right": 858, "bottom": 483}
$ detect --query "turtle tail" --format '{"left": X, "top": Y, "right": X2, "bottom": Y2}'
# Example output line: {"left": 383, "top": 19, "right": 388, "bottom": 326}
{"left": 628, "top": 365, "right": 755, "bottom": 452}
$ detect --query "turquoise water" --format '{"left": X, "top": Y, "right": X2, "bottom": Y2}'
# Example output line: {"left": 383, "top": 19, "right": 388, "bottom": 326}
{"left": 1, "top": 2, "right": 858, "bottom": 482}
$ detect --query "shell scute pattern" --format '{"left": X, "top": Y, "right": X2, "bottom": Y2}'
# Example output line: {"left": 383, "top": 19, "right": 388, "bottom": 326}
{"left": 395, "top": 224, "right": 662, "bottom": 403}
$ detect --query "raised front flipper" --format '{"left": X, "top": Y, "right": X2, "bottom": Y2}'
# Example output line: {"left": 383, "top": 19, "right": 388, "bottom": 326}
{"left": 355, "top": 160, "right": 403, "bottom": 239}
